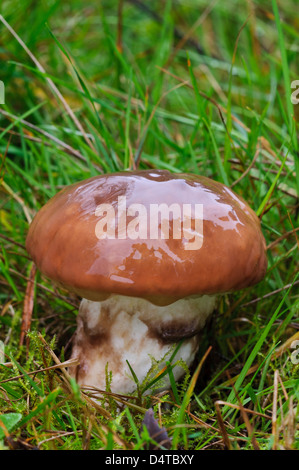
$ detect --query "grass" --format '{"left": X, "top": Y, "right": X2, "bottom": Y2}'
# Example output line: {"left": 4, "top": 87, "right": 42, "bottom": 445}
{"left": 0, "top": 0, "right": 298, "bottom": 450}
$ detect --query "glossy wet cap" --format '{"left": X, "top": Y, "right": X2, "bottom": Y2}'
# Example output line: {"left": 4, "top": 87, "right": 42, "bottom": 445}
{"left": 26, "top": 170, "right": 267, "bottom": 305}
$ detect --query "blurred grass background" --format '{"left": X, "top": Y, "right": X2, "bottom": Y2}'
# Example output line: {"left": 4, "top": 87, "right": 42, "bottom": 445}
{"left": 0, "top": 0, "right": 298, "bottom": 450}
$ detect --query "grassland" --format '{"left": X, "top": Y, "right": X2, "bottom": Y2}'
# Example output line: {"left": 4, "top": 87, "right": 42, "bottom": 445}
{"left": 0, "top": 0, "right": 298, "bottom": 450}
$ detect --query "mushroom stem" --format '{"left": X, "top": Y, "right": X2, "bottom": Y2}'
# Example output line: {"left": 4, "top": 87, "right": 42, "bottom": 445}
{"left": 70, "top": 294, "right": 216, "bottom": 394}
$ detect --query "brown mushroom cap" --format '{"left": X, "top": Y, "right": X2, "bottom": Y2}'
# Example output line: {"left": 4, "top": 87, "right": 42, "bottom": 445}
{"left": 26, "top": 170, "right": 267, "bottom": 305}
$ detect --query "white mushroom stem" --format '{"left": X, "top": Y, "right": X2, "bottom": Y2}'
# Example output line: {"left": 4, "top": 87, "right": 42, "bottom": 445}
{"left": 70, "top": 294, "right": 216, "bottom": 395}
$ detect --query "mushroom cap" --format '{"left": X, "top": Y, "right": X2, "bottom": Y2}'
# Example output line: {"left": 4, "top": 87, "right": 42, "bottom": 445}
{"left": 26, "top": 170, "right": 267, "bottom": 305}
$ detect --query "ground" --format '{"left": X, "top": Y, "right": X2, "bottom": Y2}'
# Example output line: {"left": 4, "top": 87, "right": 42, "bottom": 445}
{"left": 0, "top": 0, "right": 298, "bottom": 450}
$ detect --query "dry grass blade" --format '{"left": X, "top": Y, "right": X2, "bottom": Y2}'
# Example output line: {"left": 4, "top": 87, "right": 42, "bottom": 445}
{"left": 214, "top": 400, "right": 264, "bottom": 450}
{"left": 1, "top": 180, "right": 32, "bottom": 223}
{"left": 20, "top": 262, "right": 36, "bottom": 348}
{"left": 0, "top": 135, "right": 12, "bottom": 181}
{"left": 240, "top": 280, "right": 299, "bottom": 307}
{"left": 8, "top": 267, "right": 79, "bottom": 307}
{"left": 284, "top": 396, "right": 295, "bottom": 449}
{"left": 229, "top": 373, "right": 260, "bottom": 450}
{"left": 0, "top": 15, "right": 96, "bottom": 154}
{"left": 0, "top": 234, "right": 26, "bottom": 250}
{"left": 117, "top": 0, "right": 124, "bottom": 53}
{"left": 171, "top": 346, "right": 212, "bottom": 449}
{"left": 287, "top": 211, "right": 299, "bottom": 251}
{"left": 165, "top": 0, "right": 218, "bottom": 68}
{"left": 214, "top": 401, "right": 232, "bottom": 450}
{"left": 267, "top": 227, "right": 299, "bottom": 250}
{"left": 214, "top": 401, "right": 271, "bottom": 420}
{"left": 37, "top": 430, "right": 82, "bottom": 448}
{"left": 231, "top": 147, "right": 260, "bottom": 187}
{"left": 0, "top": 358, "right": 79, "bottom": 384}
{"left": 272, "top": 369, "right": 279, "bottom": 450}
{"left": 127, "top": 0, "right": 205, "bottom": 56}
{"left": 0, "top": 109, "right": 99, "bottom": 170}
{"left": 274, "top": 331, "right": 299, "bottom": 358}
{"left": 134, "top": 81, "right": 189, "bottom": 166}
{"left": 83, "top": 386, "right": 147, "bottom": 413}
{"left": 219, "top": 365, "right": 258, "bottom": 387}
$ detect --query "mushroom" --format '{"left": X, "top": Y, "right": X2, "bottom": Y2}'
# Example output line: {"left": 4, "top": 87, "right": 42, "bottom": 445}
{"left": 26, "top": 170, "right": 267, "bottom": 394}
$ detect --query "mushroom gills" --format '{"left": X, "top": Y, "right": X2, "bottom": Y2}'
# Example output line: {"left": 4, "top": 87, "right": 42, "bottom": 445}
{"left": 70, "top": 294, "right": 216, "bottom": 395}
